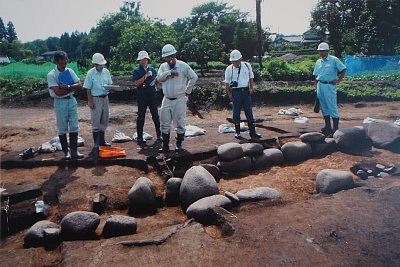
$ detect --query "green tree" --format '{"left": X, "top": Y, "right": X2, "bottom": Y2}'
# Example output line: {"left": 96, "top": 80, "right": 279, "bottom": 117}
{"left": 187, "top": 1, "right": 248, "bottom": 54}
{"left": 60, "top": 32, "right": 71, "bottom": 55}
{"left": 23, "top": 39, "right": 48, "bottom": 56}
{"left": 355, "top": 0, "right": 400, "bottom": 55}
{"left": 6, "top": 21, "right": 17, "bottom": 42}
{"left": 46, "top": 37, "right": 60, "bottom": 51}
{"left": 111, "top": 19, "right": 176, "bottom": 69}
{"left": 0, "top": 17, "right": 6, "bottom": 41}
{"left": 179, "top": 25, "right": 224, "bottom": 76}
{"left": 5, "top": 40, "right": 32, "bottom": 60}
{"left": 310, "top": 0, "right": 364, "bottom": 57}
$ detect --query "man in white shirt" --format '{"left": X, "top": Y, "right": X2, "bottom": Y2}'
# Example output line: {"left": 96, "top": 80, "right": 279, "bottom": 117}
{"left": 157, "top": 44, "right": 198, "bottom": 152}
{"left": 83, "top": 53, "right": 113, "bottom": 148}
{"left": 225, "top": 49, "right": 261, "bottom": 139}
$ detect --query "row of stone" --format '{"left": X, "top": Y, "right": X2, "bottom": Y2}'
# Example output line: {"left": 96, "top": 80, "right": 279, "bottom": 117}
{"left": 216, "top": 132, "right": 336, "bottom": 174}
{"left": 24, "top": 213, "right": 137, "bottom": 248}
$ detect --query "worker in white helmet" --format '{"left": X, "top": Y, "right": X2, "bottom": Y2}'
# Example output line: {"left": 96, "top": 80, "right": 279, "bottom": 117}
{"left": 225, "top": 49, "right": 261, "bottom": 139}
{"left": 132, "top": 50, "right": 161, "bottom": 145}
{"left": 313, "top": 42, "right": 347, "bottom": 136}
{"left": 157, "top": 44, "right": 198, "bottom": 152}
{"left": 83, "top": 53, "right": 113, "bottom": 149}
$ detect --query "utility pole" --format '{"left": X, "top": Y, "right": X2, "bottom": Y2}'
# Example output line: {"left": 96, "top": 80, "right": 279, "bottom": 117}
{"left": 256, "top": 0, "right": 263, "bottom": 69}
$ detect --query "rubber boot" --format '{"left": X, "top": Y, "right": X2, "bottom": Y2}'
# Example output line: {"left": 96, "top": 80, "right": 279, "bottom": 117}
{"left": 154, "top": 119, "right": 162, "bottom": 141}
{"left": 234, "top": 124, "right": 241, "bottom": 139}
{"left": 248, "top": 122, "right": 262, "bottom": 138}
{"left": 155, "top": 127, "right": 162, "bottom": 142}
{"left": 99, "top": 131, "right": 111, "bottom": 146}
{"left": 158, "top": 133, "right": 170, "bottom": 153}
{"left": 175, "top": 133, "right": 185, "bottom": 152}
{"left": 332, "top": 118, "right": 339, "bottom": 133}
{"left": 90, "top": 132, "right": 100, "bottom": 157}
{"left": 59, "top": 134, "right": 70, "bottom": 160}
{"left": 321, "top": 116, "right": 333, "bottom": 136}
{"left": 69, "top": 132, "right": 83, "bottom": 159}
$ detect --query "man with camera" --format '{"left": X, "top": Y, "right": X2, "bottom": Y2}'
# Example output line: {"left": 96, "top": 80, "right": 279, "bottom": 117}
{"left": 225, "top": 49, "right": 261, "bottom": 139}
{"left": 156, "top": 44, "right": 198, "bottom": 152}
{"left": 132, "top": 50, "right": 161, "bottom": 145}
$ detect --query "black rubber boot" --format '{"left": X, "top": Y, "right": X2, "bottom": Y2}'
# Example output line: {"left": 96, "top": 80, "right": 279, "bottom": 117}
{"left": 234, "top": 124, "right": 241, "bottom": 139}
{"left": 332, "top": 118, "right": 339, "bottom": 133}
{"left": 158, "top": 133, "right": 170, "bottom": 153}
{"left": 69, "top": 132, "right": 83, "bottom": 159}
{"left": 93, "top": 132, "right": 100, "bottom": 147}
{"left": 59, "top": 134, "right": 70, "bottom": 159}
{"left": 321, "top": 116, "right": 333, "bottom": 136}
{"left": 248, "top": 122, "right": 262, "bottom": 138}
{"left": 90, "top": 132, "right": 100, "bottom": 157}
{"left": 175, "top": 133, "right": 185, "bottom": 151}
{"left": 99, "top": 131, "right": 111, "bottom": 146}
{"left": 155, "top": 128, "right": 162, "bottom": 141}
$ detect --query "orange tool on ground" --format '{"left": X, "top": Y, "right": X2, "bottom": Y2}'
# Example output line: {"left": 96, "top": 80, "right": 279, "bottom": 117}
{"left": 99, "top": 146, "right": 126, "bottom": 158}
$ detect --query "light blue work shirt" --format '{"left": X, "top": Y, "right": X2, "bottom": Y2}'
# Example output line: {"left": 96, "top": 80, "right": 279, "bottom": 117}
{"left": 83, "top": 67, "right": 113, "bottom": 97}
{"left": 47, "top": 67, "right": 79, "bottom": 98}
{"left": 313, "top": 55, "right": 347, "bottom": 82}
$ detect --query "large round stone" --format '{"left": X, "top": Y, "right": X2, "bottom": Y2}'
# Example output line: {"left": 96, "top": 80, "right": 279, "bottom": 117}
{"left": 281, "top": 141, "right": 312, "bottom": 162}
{"left": 128, "top": 177, "right": 157, "bottom": 208}
{"left": 200, "top": 164, "right": 220, "bottom": 179}
{"left": 300, "top": 132, "right": 326, "bottom": 143}
{"left": 241, "top": 143, "right": 264, "bottom": 157}
{"left": 253, "top": 148, "right": 284, "bottom": 169}
{"left": 102, "top": 215, "right": 137, "bottom": 238}
{"left": 60, "top": 211, "right": 100, "bottom": 239}
{"left": 316, "top": 169, "right": 355, "bottom": 194}
{"left": 217, "top": 143, "right": 244, "bottom": 161}
{"left": 217, "top": 156, "right": 252, "bottom": 173}
{"left": 311, "top": 138, "right": 337, "bottom": 155}
{"left": 235, "top": 187, "right": 281, "bottom": 202}
{"left": 333, "top": 126, "right": 370, "bottom": 153}
{"left": 366, "top": 119, "right": 400, "bottom": 152}
{"left": 24, "top": 220, "right": 60, "bottom": 248}
{"left": 166, "top": 177, "right": 183, "bottom": 206}
{"left": 180, "top": 166, "right": 220, "bottom": 212}
{"left": 186, "top": 195, "right": 233, "bottom": 224}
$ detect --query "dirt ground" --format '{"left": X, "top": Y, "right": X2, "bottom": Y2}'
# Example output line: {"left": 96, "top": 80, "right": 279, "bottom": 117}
{"left": 0, "top": 100, "right": 399, "bottom": 266}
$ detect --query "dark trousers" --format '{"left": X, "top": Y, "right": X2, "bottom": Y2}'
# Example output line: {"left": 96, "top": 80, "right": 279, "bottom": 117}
{"left": 232, "top": 87, "right": 255, "bottom": 123}
{"left": 137, "top": 88, "right": 160, "bottom": 137}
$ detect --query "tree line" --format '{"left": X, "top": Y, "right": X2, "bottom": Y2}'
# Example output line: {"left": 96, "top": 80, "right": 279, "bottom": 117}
{"left": 310, "top": 0, "right": 400, "bottom": 57}
{"left": 1, "top": 0, "right": 399, "bottom": 71}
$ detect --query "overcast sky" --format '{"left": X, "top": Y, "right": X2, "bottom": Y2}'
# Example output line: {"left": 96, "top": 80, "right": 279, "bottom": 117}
{"left": 0, "top": 0, "right": 318, "bottom": 42}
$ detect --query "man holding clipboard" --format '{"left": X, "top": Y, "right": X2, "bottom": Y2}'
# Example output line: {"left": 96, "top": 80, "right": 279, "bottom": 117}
{"left": 47, "top": 51, "right": 83, "bottom": 159}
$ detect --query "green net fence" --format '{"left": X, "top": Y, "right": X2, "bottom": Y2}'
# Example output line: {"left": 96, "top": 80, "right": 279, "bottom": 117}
{"left": 0, "top": 62, "right": 81, "bottom": 78}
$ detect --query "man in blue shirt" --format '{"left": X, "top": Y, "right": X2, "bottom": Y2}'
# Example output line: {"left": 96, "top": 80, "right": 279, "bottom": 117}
{"left": 83, "top": 53, "right": 113, "bottom": 148}
{"left": 132, "top": 51, "right": 161, "bottom": 145}
{"left": 313, "top": 42, "right": 347, "bottom": 135}
{"left": 47, "top": 51, "right": 83, "bottom": 159}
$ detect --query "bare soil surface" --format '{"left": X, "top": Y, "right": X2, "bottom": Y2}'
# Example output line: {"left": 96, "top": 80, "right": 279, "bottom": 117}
{"left": 0, "top": 100, "right": 399, "bottom": 267}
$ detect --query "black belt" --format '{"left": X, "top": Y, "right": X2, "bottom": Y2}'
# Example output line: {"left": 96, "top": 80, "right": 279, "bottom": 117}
{"left": 93, "top": 95, "right": 108, "bottom": 98}
{"left": 318, "top": 80, "right": 334, "bottom": 84}
{"left": 166, "top": 97, "right": 177, "bottom": 100}
{"left": 58, "top": 95, "right": 71, "bottom": 99}
{"left": 233, "top": 87, "right": 249, "bottom": 90}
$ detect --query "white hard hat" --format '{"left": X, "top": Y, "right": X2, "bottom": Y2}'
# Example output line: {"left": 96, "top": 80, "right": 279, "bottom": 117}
{"left": 161, "top": 44, "right": 177, "bottom": 58}
{"left": 229, "top": 49, "right": 242, "bottom": 61}
{"left": 317, "top": 42, "right": 330, "bottom": 51}
{"left": 137, "top": 50, "right": 150, "bottom": 61}
{"left": 92, "top": 53, "right": 107, "bottom": 65}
